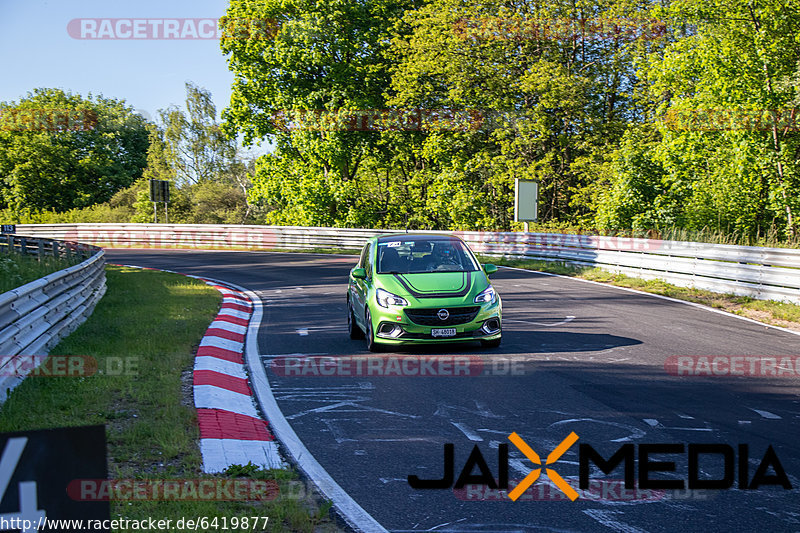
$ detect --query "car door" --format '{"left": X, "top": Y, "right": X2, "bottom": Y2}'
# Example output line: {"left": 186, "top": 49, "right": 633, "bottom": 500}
{"left": 351, "top": 242, "right": 372, "bottom": 328}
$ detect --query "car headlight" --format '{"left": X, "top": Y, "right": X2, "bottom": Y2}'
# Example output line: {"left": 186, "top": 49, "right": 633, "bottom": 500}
{"left": 376, "top": 288, "right": 408, "bottom": 308}
{"left": 474, "top": 286, "right": 496, "bottom": 304}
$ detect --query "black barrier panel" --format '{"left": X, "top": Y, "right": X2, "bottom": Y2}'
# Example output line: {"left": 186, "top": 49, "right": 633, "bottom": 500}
{"left": 0, "top": 425, "right": 109, "bottom": 530}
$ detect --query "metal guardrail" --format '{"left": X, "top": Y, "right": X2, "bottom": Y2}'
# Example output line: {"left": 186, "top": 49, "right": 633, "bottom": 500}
{"left": 14, "top": 223, "right": 800, "bottom": 305}
{"left": 0, "top": 235, "right": 106, "bottom": 402}
{"left": 1, "top": 234, "right": 100, "bottom": 261}
{"left": 458, "top": 231, "right": 800, "bottom": 305}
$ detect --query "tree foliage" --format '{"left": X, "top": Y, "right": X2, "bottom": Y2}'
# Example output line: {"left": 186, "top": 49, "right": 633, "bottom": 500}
{"left": 136, "top": 83, "right": 258, "bottom": 224}
{"left": 221, "top": 0, "right": 426, "bottom": 227}
{"left": 3, "top": 1, "right": 799, "bottom": 243}
{"left": 0, "top": 88, "right": 149, "bottom": 215}
{"left": 218, "top": 0, "right": 799, "bottom": 241}
{"left": 160, "top": 82, "right": 240, "bottom": 186}
{"left": 597, "top": 0, "right": 800, "bottom": 239}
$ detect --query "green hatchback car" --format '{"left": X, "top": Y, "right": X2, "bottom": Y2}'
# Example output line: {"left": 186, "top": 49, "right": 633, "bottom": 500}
{"left": 347, "top": 233, "right": 502, "bottom": 351}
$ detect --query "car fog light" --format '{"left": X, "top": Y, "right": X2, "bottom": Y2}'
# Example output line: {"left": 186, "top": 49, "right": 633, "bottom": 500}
{"left": 377, "top": 322, "right": 404, "bottom": 338}
{"left": 481, "top": 318, "right": 501, "bottom": 335}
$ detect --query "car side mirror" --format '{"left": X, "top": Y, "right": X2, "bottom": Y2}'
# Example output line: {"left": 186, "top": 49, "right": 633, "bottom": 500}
{"left": 352, "top": 267, "right": 367, "bottom": 279}
{"left": 483, "top": 264, "right": 498, "bottom": 276}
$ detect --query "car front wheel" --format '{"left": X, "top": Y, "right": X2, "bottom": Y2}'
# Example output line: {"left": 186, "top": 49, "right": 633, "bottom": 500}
{"left": 480, "top": 336, "right": 501, "bottom": 348}
{"left": 365, "top": 309, "right": 382, "bottom": 352}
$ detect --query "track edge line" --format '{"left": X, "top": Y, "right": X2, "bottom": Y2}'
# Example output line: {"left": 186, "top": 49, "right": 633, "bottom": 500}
{"left": 222, "top": 279, "right": 389, "bottom": 533}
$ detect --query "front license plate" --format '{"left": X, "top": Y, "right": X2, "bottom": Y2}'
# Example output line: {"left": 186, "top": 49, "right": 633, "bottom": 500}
{"left": 431, "top": 328, "right": 457, "bottom": 337}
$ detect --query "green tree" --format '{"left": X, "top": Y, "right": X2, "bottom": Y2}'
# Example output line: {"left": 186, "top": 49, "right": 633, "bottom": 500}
{"left": 160, "top": 82, "right": 238, "bottom": 186}
{"left": 388, "top": 0, "right": 649, "bottom": 226}
{"left": 142, "top": 124, "right": 175, "bottom": 183}
{"left": 156, "top": 83, "right": 258, "bottom": 223}
{"left": 603, "top": 0, "right": 800, "bottom": 239}
{"left": 221, "top": 0, "right": 419, "bottom": 226}
{"left": 0, "top": 88, "right": 149, "bottom": 216}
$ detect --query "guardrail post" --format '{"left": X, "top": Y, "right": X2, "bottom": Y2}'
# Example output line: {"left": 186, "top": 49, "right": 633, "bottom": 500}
{"left": 19, "top": 237, "right": 26, "bottom": 256}
{"left": 54, "top": 241, "right": 62, "bottom": 261}
{"left": 37, "top": 240, "right": 44, "bottom": 261}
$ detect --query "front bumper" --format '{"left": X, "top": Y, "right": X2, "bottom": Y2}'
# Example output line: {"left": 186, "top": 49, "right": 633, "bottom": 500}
{"left": 369, "top": 298, "right": 502, "bottom": 345}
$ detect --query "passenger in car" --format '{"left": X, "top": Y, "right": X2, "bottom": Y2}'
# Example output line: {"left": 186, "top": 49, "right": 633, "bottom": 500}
{"left": 380, "top": 246, "right": 407, "bottom": 273}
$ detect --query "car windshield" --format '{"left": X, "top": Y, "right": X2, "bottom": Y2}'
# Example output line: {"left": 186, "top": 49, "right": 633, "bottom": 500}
{"left": 376, "top": 237, "right": 480, "bottom": 274}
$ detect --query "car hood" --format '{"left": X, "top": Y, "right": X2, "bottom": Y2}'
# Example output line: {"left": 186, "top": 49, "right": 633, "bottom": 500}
{"left": 377, "top": 271, "right": 488, "bottom": 301}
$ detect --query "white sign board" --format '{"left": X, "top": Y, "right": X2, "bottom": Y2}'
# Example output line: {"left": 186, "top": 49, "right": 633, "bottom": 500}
{"left": 514, "top": 179, "right": 538, "bottom": 222}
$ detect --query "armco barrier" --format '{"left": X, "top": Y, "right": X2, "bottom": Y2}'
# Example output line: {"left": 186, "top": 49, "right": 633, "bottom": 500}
{"left": 455, "top": 231, "right": 800, "bottom": 304}
{"left": 0, "top": 235, "right": 106, "bottom": 402}
{"left": 13, "top": 223, "right": 800, "bottom": 305}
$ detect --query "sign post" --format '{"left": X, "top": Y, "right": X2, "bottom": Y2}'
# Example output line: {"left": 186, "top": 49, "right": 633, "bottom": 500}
{"left": 514, "top": 179, "right": 538, "bottom": 232}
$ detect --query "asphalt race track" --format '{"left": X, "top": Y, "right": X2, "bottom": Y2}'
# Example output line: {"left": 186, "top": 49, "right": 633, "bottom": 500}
{"left": 106, "top": 249, "right": 800, "bottom": 533}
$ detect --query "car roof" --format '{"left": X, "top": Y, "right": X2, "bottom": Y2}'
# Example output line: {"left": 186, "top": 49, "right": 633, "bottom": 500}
{"left": 375, "top": 233, "right": 463, "bottom": 243}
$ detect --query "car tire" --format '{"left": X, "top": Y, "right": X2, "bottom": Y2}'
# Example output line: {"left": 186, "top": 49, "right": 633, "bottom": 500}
{"left": 348, "top": 299, "right": 364, "bottom": 339}
{"left": 481, "top": 337, "right": 501, "bottom": 348}
{"left": 365, "top": 309, "right": 382, "bottom": 352}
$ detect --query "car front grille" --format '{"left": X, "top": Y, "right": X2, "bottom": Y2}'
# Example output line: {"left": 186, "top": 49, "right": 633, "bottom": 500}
{"left": 404, "top": 306, "right": 480, "bottom": 326}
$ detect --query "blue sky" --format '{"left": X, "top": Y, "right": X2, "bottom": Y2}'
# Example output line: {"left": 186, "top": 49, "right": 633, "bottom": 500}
{"left": 0, "top": 0, "right": 267, "bottom": 151}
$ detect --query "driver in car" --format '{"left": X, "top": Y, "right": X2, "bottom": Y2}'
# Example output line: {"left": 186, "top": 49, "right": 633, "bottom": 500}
{"left": 425, "top": 242, "right": 460, "bottom": 271}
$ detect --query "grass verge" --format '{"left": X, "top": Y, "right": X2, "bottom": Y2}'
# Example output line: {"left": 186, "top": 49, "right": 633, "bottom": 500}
{"left": 477, "top": 255, "right": 800, "bottom": 332}
{"left": 0, "top": 251, "right": 82, "bottom": 294}
{"left": 0, "top": 265, "right": 341, "bottom": 532}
